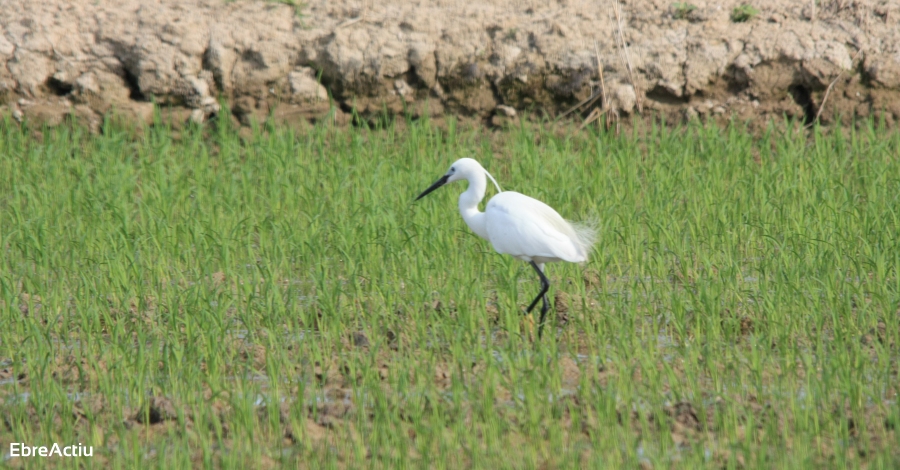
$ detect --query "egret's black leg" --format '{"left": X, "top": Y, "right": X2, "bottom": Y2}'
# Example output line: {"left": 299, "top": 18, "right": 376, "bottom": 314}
{"left": 524, "top": 262, "right": 549, "bottom": 314}
{"left": 524, "top": 261, "right": 551, "bottom": 338}
{"left": 539, "top": 294, "right": 551, "bottom": 338}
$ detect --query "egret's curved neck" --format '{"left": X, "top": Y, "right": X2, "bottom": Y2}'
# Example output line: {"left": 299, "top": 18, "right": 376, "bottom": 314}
{"left": 459, "top": 171, "right": 489, "bottom": 240}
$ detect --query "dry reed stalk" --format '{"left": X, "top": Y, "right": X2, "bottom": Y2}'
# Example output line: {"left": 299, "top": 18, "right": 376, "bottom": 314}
{"left": 807, "top": 47, "right": 865, "bottom": 128}
{"left": 613, "top": 0, "right": 642, "bottom": 113}
{"left": 594, "top": 40, "right": 608, "bottom": 111}
{"left": 578, "top": 107, "right": 611, "bottom": 130}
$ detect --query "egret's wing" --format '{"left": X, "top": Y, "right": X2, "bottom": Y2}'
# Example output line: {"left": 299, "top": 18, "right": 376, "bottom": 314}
{"left": 485, "top": 192, "right": 588, "bottom": 262}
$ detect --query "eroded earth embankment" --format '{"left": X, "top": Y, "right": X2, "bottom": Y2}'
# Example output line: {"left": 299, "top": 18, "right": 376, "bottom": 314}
{"left": 2, "top": 0, "right": 899, "bottom": 130}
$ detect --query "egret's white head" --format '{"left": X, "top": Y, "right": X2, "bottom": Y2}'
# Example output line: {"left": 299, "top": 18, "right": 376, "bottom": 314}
{"left": 445, "top": 158, "right": 481, "bottom": 183}
{"left": 416, "top": 158, "right": 502, "bottom": 201}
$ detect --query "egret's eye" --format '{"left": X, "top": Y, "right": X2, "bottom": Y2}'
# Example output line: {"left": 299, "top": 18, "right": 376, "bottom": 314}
{"left": 451, "top": 167, "right": 455, "bottom": 172}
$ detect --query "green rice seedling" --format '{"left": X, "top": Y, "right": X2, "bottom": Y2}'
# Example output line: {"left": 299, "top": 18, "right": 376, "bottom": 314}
{"left": 1, "top": 113, "right": 900, "bottom": 468}
{"left": 672, "top": 2, "right": 697, "bottom": 20}
{"left": 731, "top": 4, "right": 759, "bottom": 22}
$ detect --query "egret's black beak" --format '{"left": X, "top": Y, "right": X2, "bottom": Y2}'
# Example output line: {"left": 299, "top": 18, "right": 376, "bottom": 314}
{"left": 415, "top": 174, "right": 450, "bottom": 201}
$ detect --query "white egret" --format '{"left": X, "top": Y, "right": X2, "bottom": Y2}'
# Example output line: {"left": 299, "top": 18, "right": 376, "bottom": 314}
{"left": 415, "top": 158, "right": 596, "bottom": 338}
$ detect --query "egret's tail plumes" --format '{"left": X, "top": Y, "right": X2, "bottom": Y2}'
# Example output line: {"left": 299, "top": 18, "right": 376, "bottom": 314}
{"left": 569, "top": 218, "right": 598, "bottom": 262}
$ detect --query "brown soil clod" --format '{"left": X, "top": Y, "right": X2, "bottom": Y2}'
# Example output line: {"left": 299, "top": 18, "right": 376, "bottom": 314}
{"left": 740, "top": 316, "right": 754, "bottom": 336}
{"left": 350, "top": 331, "right": 370, "bottom": 348}
{"left": 582, "top": 270, "right": 601, "bottom": 289}
{"left": 666, "top": 401, "right": 702, "bottom": 432}
{"left": 310, "top": 400, "right": 355, "bottom": 429}
{"left": 553, "top": 291, "right": 571, "bottom": 327}
{"left": 136, "top": 396, "right": 180, "bottom": 425}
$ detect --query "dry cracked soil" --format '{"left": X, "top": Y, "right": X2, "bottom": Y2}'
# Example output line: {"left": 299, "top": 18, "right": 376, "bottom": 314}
{"left": 1, "top": 0, "right": 899, "bottom": 130}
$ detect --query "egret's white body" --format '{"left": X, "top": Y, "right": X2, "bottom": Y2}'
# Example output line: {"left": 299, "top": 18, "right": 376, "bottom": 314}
{"left": 416, "top": 157, "right": 596, "bottom": 337}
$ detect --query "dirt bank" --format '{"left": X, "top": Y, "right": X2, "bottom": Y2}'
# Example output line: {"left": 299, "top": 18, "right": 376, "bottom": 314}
{"left": 1, "top": 0, "right": 898, "bottom": 130}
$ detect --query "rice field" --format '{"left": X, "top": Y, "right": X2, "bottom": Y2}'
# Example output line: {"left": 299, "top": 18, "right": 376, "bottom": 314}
{"left": 1, "top": 114, "right": 899, "bottom": 469}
